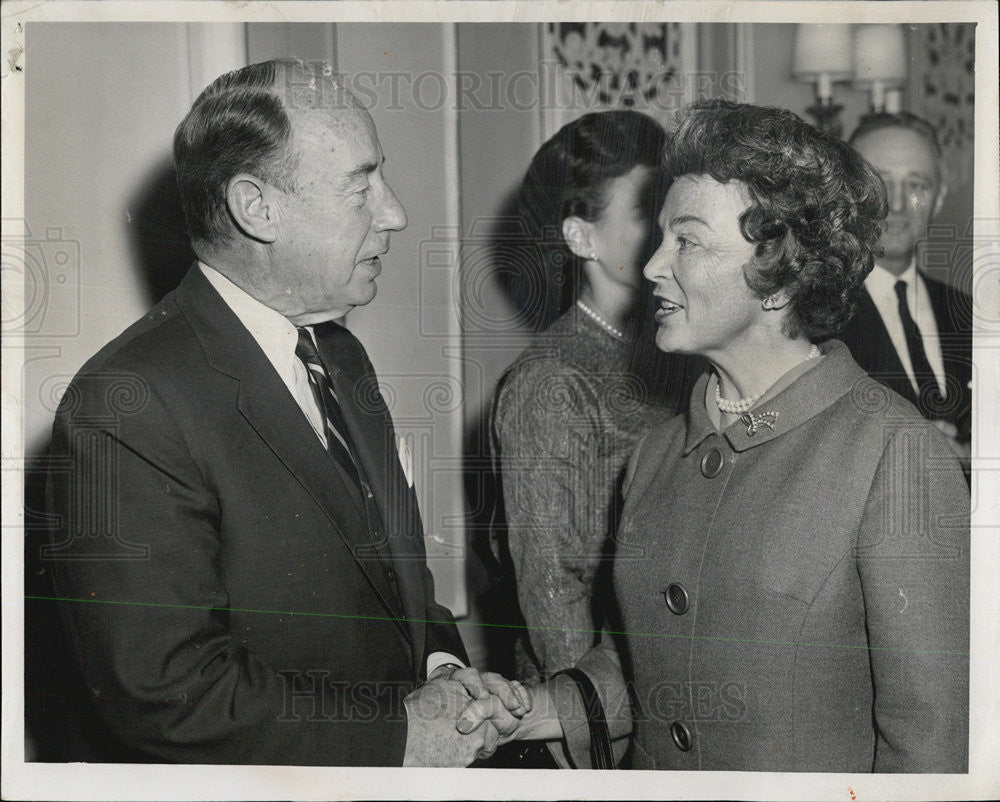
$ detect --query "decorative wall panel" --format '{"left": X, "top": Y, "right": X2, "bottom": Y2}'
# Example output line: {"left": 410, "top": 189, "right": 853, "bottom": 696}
{"left": 540, "top": 22, "right": 697, "bottom": 136}
{"left": 909, "top": 23, "right": 976, "bottom": 229}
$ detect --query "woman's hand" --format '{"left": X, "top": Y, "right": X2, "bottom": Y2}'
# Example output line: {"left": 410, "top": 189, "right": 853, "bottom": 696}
{"left": 446, "top": 667, "right": 532, "bottom": 719}
{"left": 427, "top": 666, "right": 532, "bottom": 759}
{"left": 456, "top": 679, "right": 563, "bottom": 744}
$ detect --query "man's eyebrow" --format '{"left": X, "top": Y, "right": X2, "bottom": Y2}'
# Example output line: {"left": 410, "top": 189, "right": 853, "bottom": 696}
{"left": 343, "top": 156, "right": 384, "bottom": 183}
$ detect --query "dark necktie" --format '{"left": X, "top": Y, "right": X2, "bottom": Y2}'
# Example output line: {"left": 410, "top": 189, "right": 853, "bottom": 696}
{"left": 298, "top": 328, "right": 403, "bottom": 605}
{"left": 295, "top": 327, "right": 361, "bottom": 485}
{"left": 894, "top": 280, "right": 944, "bottom": 412}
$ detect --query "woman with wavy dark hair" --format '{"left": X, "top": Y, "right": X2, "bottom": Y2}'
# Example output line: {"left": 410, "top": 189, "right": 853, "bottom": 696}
{"left": 466, "top": 101, "right": 970, "bottom": 773}
{"left": 489, "top": 110, "right": 698, "bottom": 684}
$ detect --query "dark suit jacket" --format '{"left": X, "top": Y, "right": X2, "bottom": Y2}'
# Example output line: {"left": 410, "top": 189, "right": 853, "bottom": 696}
{"left": 840, "top": 275, "right": 972, "bottom": 442}
{"left": 44, "top": 265, "right": 466, "bottom": 765}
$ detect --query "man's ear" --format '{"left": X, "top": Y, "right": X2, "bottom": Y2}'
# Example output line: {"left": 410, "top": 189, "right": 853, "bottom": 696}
{"left": 226, "top": 174, "right": 280, "bottom": 243}
{"left": 561, "top": 216, "right": 595, "bottom": 260}
{"left": 932, "top": 178, "right": 948, "bottom": 220}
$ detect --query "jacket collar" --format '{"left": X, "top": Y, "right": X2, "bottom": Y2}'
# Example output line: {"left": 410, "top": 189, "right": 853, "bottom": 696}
{"left": 683, "top": 339, "right": 866, "bottom": 455}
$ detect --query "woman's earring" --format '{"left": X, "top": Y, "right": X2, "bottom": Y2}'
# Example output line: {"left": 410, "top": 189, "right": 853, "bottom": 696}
{"left": 762, "top": 295, "right": 777, "bottom": 310}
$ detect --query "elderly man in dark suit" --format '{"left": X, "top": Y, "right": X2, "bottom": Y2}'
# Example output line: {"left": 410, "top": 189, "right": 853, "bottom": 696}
{"left": 842, "top": 113, "right": 972, "bottom": 466}
{"left": 45, "top": 59, "right": 525, "bottom": 767}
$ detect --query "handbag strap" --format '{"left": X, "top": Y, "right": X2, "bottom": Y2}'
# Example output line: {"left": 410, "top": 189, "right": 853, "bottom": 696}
{"left": 552, "top": 667, "right": 616, "bottom": 770}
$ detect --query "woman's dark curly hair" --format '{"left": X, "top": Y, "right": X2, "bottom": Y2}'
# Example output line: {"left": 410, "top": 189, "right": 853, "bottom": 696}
{"left": 664, "top": 100, "right": 888, "bottom": 340}
{"left": 504, "top": 110, "right": 666, "bottom": 329}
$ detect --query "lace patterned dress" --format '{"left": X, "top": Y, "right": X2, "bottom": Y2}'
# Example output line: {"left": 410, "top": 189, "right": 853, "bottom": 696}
{"left": 491, "top": 306, "right": 686, "bottom": 681}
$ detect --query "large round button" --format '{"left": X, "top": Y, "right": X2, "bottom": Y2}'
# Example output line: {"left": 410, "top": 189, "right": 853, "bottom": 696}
{"left": 664, "top": 582, "right": 689, "bottom": 615}
{"left": 670, "top": 721, "right": 693, "bottom": 751}
{"left": 700, "top": 447, "right": 724, "bottom": 478}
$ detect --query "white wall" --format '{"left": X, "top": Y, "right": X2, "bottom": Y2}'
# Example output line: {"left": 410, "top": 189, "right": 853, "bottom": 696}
{"left": 452, "top": 23, "right": 545, "bottom": 665}
{"left": 456, "top": 23, "right": 541, "bottom": 430}
{"left": 24, "top": 23, "right": 197, "bottom": 454}
{"left": 748, "top": 23, "right": 871, "bottom": 139}
{"left": 336, "top": 22, "right": 468, "bottom": 617}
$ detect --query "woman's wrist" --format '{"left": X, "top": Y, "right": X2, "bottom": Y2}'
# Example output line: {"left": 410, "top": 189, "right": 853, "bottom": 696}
{"left": 512, "top": 682, "right": 563, "bottom": 741}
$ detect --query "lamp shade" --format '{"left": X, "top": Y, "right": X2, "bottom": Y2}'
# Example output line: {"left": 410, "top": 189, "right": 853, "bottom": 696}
{"left": 792, "top": 24, "right": 854, "bottom": 80}
{"left": 853, "top": 24, "right": 907, "bottom": 86}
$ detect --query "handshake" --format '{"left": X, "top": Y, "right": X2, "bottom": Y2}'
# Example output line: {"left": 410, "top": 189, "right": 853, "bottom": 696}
{"left": 402, "top": 664, "right": 543, "bottom": 767}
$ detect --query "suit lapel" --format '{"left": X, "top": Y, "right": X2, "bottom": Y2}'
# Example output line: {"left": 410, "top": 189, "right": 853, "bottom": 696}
{"left": 924, "top": 276, "right": 971, "bottom": 368}
{"left": 174, "top": 268, "right": 411, "bottom": 638}
{"left": 314, "top": 323, "right": 428, "bottom": 671}
{"left": 923, "top": 275, "right": 973, "bottom": 435}
{"left": 845, "top": 289, "right": 919, "bottom": 407}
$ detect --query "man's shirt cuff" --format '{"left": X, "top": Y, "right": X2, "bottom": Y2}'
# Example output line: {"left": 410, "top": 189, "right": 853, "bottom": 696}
{"left": 426, "top": 651, "right": 465, "bottom": 679}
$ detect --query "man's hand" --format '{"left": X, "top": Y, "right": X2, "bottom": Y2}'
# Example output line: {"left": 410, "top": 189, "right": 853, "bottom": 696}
{"left": 430, "top": 665, "right": 531, "bottom": 733}
{"left": 456, "top": 680, "right": 562, "bottom": 744}
{"left": 402, "top": 677, "right": 499, "bottom": 766}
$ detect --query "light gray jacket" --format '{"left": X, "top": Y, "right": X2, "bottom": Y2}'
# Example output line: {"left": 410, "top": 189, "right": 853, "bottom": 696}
{"left": 551, "top": 340, "right": 969, "bottom": 772}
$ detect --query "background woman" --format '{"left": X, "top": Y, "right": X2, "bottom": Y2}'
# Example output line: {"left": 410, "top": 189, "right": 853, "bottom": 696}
{"left": 489, "top": 110, "right": 698, "bottom": 683}
{"left": 468, "top": 100, "right": 970, "bottom": 773}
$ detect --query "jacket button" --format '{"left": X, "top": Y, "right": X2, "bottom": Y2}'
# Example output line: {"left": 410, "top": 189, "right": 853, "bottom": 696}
{"left": 700, "top": 448, "right": 724, "bottom": 478}
{"left": 387, "top": 567, "right": 396, "bottom": 583}
{"left": 664, "top": 583, "right": 689, "bottom": 615}
{"left": 670, "top": 721, "right": 693, "bottom": 751}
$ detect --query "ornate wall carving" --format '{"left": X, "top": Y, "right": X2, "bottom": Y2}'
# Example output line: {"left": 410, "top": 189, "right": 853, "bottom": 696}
{"left": 540, "top": 22, "right": 696, "bottom": 136}
{"left": 909, "top": 23, "right": 975, "bottom": 230}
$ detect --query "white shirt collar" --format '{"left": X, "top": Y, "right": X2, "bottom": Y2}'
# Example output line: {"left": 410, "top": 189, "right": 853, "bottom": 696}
{"left": 198, "top": 261, "right": 301, "bottom": 384}
{"left": 866, "top": 258, "right": 919, "bottom": 300}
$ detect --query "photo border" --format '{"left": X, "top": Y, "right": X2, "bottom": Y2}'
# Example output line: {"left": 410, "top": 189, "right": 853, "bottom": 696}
{"left": 2, "top": 2, "right": 997, "bottom": 800}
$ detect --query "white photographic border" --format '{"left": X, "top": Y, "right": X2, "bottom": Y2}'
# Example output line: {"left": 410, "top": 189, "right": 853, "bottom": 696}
{"left": 2, "top": 2, "right": 997, "bottom": 800}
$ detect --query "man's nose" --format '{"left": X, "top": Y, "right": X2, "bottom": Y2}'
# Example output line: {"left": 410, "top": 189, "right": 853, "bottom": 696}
{"left": 886, "top": 179, "right": 906, "bottom": 213}
{"left": 376, "top": 184, "right": 408, "bottom": 232}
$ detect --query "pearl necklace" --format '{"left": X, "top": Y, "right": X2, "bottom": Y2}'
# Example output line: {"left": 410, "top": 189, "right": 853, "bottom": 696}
{"left": 576, "top": 299, "right": 625, "bottom": 340}
{"left": 715, "top": 344, "right": 821, "bottom": 414}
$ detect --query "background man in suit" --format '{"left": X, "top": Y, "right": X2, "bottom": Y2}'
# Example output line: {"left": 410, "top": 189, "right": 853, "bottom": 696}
{"left": 45, "top": 59, "right": 525, "bottom": 767}
{"left": 842, "top": 113, "right": 972, "bottom": 467}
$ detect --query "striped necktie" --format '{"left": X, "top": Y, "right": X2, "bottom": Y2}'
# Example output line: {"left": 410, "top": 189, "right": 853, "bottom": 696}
{"left": 295, "top": 327, "right": 361, "bottom": 485}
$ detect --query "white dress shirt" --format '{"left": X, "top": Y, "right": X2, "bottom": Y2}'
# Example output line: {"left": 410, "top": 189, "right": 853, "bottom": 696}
{"left": 863, "top": 261, "right": 947, "bottom": 396}
{"left": 199, "top": 262, "right": 462, "bottom": 678}
{"left": 200, "top": 262, "right": 330, "bottom": 447}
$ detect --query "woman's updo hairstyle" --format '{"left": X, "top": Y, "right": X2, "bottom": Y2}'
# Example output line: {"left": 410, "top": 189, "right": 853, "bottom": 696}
{"left": 504, "top": 110, "right": 666, "bottom": 329}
